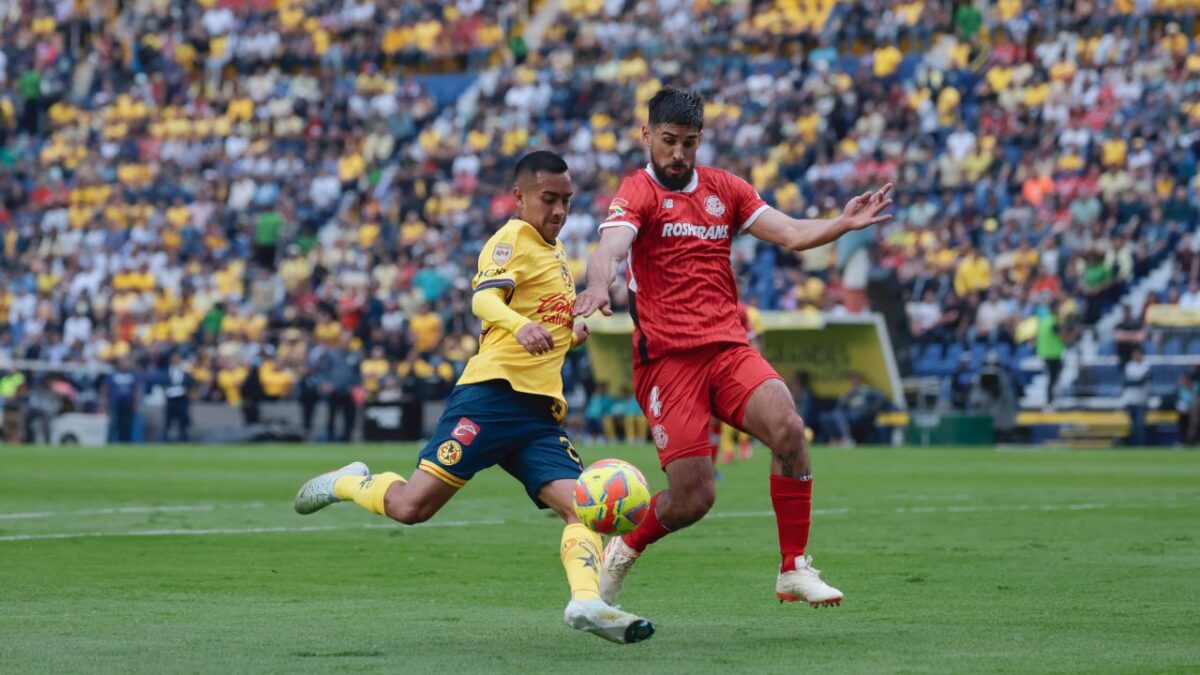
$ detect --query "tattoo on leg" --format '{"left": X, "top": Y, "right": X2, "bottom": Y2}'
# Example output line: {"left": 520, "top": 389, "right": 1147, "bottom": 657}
{"left": 777, "top": 450, "right": 799, "bottom": 478}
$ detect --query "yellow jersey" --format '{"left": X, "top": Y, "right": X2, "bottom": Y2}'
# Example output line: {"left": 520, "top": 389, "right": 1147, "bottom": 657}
{"left": 458, "top": 219, "right": 577, "bottom": 415}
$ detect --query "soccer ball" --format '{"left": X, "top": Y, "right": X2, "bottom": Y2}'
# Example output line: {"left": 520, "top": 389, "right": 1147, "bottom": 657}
{"left": 573, "top": 459, "right": 651, "bottom": 535}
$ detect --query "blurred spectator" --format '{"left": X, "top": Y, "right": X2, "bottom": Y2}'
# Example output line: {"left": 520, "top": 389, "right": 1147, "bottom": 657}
{"left": 584, "top": 381, "right": 616, "bottom": 445}
{"left": 0, "top": 371, "right": 26, "bottom": 443}
{"left": 1188, "top": 367, "right": 1200, "bottom": 446}
{"left": 819, "top": 373, "right": 889, "bottom": 447}
{"left": 907, "top": 288, "right": 942, "bottom": 346}
{"left": 969, "top": 351, "right": 1019, "bottom": 442}
{"left": 1113, "top": 305, "right": 1146, "bottom": 366}
{"left": 613, "top": 386, "right": 646, "bottom": 444}
{"left": 297, "top": 363, "right": 323, "bottom": 440}
{"left": 790, "top": 371, "right": 816, "bottom": 428}
{"left": 1175, "top": 372, "right": 1195, "bottom": 446}
{"left": 319, "top": 331, "right": 361, "bottom": 442}
{"left": 104, "top": 357, "right": 141, "bottom": 443}
{"left": 1180, "top": 281, "right": 1200, "bottom": 310}
{"left": 1036, "top": 297, "right": 1067, "bottom": 407}
{"left": 162, "top": 352, "right": 194, "bottom": 442}
{"left": 1122, "top": 347, "right": 1150, "bottom": 446}
{"left": 954, "top": 245, "right": 991, "bottom": 299}
{"left": 948, "top": 351, "right": 976, "bottom": 410}
{"left": 240, "top": 361, "right": 265, "bottom": 426}
{"left": 975, "top": 288, "right": 1014, "bottom": 345}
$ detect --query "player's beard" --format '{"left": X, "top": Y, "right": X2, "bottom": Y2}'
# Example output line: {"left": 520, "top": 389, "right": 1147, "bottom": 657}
{"left": 652, "top": 159, "right": 694, "bottom": 191}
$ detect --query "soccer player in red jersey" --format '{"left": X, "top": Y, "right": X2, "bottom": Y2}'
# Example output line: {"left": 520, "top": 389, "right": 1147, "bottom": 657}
{"left": 573, "top": 87, "right": 892, "bottom": 607}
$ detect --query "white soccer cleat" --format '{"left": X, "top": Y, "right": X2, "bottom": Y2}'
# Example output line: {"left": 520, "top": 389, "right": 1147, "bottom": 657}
{"left": 599, "top": 535, "right": 640, "bottom": 605}
{"left": 293, "top": 461, "right": 370, "bottom": 515}
{"left": 776, "top": 555, "right": 844, "bottom": 607}
{"left": 564, "top": 598, "right": 655, "bottom": 644}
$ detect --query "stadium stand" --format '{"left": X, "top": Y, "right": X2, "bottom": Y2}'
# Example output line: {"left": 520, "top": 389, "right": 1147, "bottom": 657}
{"left": 1, "top": 0, "right": 1199, "bottom": 445}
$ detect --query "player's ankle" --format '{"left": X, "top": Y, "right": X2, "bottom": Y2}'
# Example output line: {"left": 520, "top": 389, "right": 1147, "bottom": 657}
{"left": 780, "top": 553, "right": 802, "bottom": 573}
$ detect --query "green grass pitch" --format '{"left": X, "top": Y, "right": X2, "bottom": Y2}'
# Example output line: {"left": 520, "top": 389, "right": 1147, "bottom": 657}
{"left": 1, "top": 443, "right": 1198, "bottom": 674}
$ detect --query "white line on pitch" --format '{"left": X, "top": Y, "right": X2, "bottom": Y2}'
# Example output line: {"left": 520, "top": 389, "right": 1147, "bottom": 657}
{"left": 0, "top": 518, "right": 506, "bottom": 542}
{"left": 0, "top": 502, "right": 268, "bottom": 521}
{"left": 1, "top": 501, "right": 1190, "bottom": 544}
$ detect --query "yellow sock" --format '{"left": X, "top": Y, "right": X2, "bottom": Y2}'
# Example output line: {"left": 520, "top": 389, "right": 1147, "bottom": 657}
{"left": 560, "top": 523, "right": 603, "bottom": 601}
{"left": 333, "top": 472, "right": 406, "bottom": 516}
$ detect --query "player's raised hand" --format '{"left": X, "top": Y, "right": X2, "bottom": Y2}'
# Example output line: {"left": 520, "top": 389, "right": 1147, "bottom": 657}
{"left": 572, "top": 287, "right": 612, "bottom": 318}
{"left": 572, "top": 319, "right": 590, "bottom": 347}
{"left": 839, "top": 183, "right": 894, "bottom": 231}
{"left": 516, "top": 322, "right": 556, "bottom": 355}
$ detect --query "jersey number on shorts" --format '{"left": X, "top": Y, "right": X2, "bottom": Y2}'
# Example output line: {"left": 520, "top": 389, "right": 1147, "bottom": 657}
{"left": 560, "top": 436, "right": 582, "bottom": 465}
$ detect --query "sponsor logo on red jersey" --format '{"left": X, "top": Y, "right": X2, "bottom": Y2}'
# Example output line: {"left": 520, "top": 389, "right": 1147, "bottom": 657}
{"left": 661, "top": 222, "right": 729, "bottom": 240}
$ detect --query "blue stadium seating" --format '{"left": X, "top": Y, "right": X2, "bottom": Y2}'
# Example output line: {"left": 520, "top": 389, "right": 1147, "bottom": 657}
{"left": 1163, "top": 338, "right": 1185, "bottom": 356}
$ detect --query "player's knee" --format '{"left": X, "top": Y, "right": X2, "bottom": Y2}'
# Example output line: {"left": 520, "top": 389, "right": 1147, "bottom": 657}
{"left": 768, "top": 415, "right": 807, "bottom": 450}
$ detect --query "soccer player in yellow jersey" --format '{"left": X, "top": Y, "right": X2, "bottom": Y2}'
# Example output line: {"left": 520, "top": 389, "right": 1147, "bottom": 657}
{"left": 293, "top": 151, "right": 654, "bottom": 644}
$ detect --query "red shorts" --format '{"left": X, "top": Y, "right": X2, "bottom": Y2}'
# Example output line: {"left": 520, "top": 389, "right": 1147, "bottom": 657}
{"left": 633, "top": 342, "right": 781, "bottom": 469}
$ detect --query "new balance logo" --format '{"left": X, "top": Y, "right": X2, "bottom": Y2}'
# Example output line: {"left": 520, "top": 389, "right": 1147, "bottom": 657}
{"left": 663, "top": 198, "right": 673, "bottom": 209}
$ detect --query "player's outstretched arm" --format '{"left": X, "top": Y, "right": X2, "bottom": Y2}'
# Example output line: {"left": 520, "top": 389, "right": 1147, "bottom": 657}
{"left": 472, "top": 287, "right": 555, "bottom": 355}
{"left": 746, "top": 183, "right": 893, "bottom": 253}
{"left": 574, "top": 226, "right": 636, "bottom": 317}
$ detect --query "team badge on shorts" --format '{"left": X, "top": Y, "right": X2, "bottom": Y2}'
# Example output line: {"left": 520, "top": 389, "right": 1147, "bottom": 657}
{"left": 652, "top": 424, "right": 669, "bottom": 450}
{"left": 492, "top": 243, "right": 513, "bottom": 266}
{"left": 437, "top": 440, "right": 463, "bottom": 466}
{"left": 704, "top": 195, "right": 726, "bottom": 217}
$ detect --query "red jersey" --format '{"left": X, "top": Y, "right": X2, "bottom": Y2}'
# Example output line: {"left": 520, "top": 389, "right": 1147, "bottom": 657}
{"left": 599, "top": 164, "right": 769, "bottom": 363}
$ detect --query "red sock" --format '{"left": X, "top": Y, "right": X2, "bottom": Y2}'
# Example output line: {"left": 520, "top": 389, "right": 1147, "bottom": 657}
{"left": 771, "top": 474, "right": 812, "bottom": 573}
{"left": 623, "top": 492, "right": 672, "bottom": 552}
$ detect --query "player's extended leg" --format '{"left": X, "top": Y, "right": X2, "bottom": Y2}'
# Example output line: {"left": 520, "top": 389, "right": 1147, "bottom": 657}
{"left": 537, "top": 479, "right": 655, "bottom": 644}
{"left": 294, "top": 463, "right": 458, "bottom": 525}
{"left": 293, "top": 461, "right": 370, "bottom": 514}
{"left": 740, "top": 378, "right": 843, "bottom": 607}
{"left": 600, "top": 455, "right": 716, "bottom": 604}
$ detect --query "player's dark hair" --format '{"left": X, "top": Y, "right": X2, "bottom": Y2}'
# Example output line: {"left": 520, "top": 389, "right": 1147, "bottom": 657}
{"left": 513, "top": 150, "right": 569, "bottom": 182}
{"left": 648, "top": 86, "right": 705, "bottom": 131}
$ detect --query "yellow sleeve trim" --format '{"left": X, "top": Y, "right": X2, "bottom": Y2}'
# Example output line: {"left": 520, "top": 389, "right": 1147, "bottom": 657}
{"left": 418, "top": 460, "right": 468, "bottom": 488}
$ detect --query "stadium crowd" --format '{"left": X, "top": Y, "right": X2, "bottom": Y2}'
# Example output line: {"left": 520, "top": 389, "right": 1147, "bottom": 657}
{"left": 2, "top": 0, "right": 1200, "bottom": 442}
